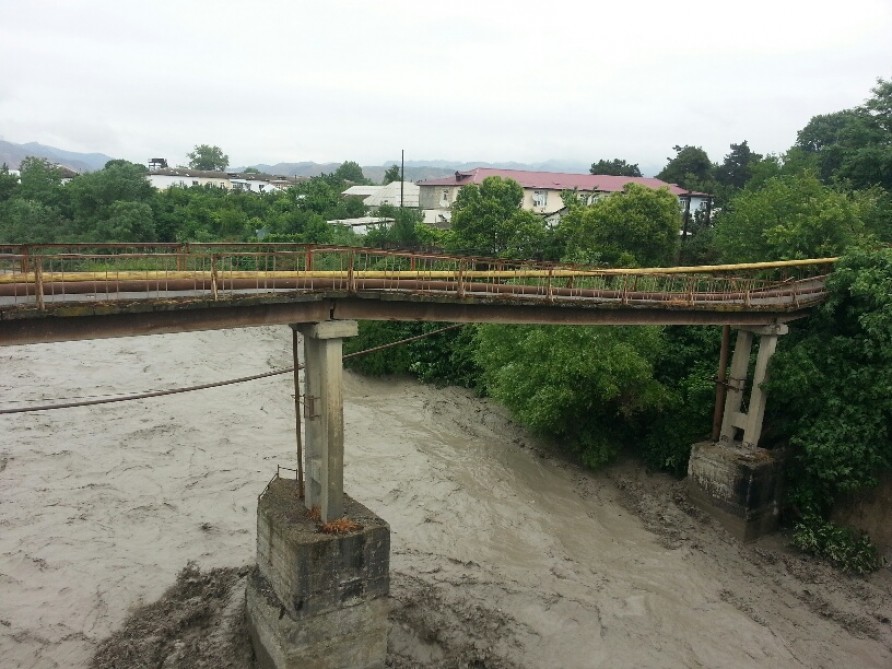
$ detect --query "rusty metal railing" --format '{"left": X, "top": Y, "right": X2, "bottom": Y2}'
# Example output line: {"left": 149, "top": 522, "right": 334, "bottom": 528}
{"left": 0, "top": 244, "right": 835, "bottom": 313}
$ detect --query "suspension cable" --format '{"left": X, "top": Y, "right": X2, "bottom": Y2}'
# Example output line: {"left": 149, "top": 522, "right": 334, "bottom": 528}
{"left": 0, "top": 324, "right": 464, "bottom": 415}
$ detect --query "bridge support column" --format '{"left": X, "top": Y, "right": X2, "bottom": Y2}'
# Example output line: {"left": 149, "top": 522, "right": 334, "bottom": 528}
{"left": 247, "top": 319, "right": 390, "bottom": 669}
{"left": 298, "top": 319, "right": 358, "bottom": 522}
{"left": 688, "top": 324, "right": 788, "bottom": 541}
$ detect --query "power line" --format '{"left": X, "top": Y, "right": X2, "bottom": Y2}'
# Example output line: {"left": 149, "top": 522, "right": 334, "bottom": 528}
{"left": 0, "top": 324, "right": 464, "bottom": 415}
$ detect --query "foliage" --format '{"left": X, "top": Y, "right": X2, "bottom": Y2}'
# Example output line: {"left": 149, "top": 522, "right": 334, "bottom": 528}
{"left": 590, "top": 158, "right": 642, "bottom": 177}
{"left": 767, "top": 249, "right": 892, "bottom": 515}
{"left": 187, "top": 144, "right": 229, "bottom": 171}
{"left": 334, "top": 160, "right": 367, "bottom": 184}
{"left": 446, "top": 177, "right": 549, "bottom": 259}
{"left": 344, "top": 321, "right": 480, "bottom": 389}
{"left": 364, "top": 204, "right": 423, "bottom": 248}
{"left": 383, "top": 164, "right": 401, "bottom": 184}
{"left": 794, "top": 78, "right": 892, "bottom": 190}
{"left": 713, "top": 173, "right": 876, "bottom": 262}
{"left": 0, "top": 163, "right": 19, "bottom": 203}
{"left": 792, "top": 515, "right": 882, "bottom": 575}
{"left": 715, "top": 141, "right": 763, "bottom": 191}
{"left": 557, "top": 183, "right": 681, "bottom": 266}
{"left": 18, "top": 156, "right": 64, "bottom": 206}
{"left": 641, "top": 326, "right": 722, "bottom": 475}
{"left": 656, "top": 145, "right": 715, "bottom": 192}
{"left": 474, "top": 324, "right": 668, "bottom": 469}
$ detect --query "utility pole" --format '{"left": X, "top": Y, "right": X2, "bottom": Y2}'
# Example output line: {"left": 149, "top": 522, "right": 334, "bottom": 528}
{"left": 400, "top": 149, "right": 404, "bottom": 212}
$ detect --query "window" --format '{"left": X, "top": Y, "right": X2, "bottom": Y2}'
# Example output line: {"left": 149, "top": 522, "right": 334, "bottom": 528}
{"left": 532, "top": 190, "right": 547, "bottom": 208}
{"left": 440, "top": 189, "right": 450, "bottom": 206}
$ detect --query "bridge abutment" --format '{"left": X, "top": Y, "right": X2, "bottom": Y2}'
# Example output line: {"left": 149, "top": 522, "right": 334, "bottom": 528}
{"left": 247, "top": 320, "right": 390, "bottom": 669}
{"left": 688, "top": 324, "right": 788, "bottom": 541}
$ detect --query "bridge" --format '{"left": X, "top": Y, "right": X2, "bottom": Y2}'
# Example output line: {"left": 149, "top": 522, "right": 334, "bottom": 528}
{"left": 0, "top": 243, "right": 837, "bottom": 667}
{"left": 0, "top": 243, "right": 832, "bottom": 345}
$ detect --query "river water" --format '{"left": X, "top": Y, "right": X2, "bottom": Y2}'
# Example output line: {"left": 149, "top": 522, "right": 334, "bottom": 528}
{"left": 1, "top": 326, "right": 889, "bottom": 668}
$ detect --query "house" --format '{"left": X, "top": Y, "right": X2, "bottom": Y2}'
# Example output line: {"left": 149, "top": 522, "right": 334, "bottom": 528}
{"left": 147, "top": 167, "right": 304, "bottom": 193}
{"left": 341, "top": 181, "right": 420, "bottom": 210}
{"left": 417, "top": 167, "right": 712, "bottom": 226}
{"left": 326, "top": 216, "right": 395, "bottom": 236}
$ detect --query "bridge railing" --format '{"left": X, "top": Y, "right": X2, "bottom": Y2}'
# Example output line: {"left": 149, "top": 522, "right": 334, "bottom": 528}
{"left": 0, "top": 244, "right": 835, "bottom": 312}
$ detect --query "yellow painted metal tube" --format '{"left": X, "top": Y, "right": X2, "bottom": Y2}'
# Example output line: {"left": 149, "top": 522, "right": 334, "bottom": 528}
{"left": 0, "top": 257, "right": 838, "bottom": 285}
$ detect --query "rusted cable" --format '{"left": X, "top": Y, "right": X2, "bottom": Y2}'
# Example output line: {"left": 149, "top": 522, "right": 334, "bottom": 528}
{"left": 0, "top": 324, "right": 465, "bottom": 415}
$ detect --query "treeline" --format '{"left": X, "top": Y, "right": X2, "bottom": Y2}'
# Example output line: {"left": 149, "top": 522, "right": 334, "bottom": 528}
{"left": 0, "top": 159, "right": 372, "bottom": 245}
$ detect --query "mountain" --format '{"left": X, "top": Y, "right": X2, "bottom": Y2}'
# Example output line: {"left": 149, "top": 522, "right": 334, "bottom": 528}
{"left": 0, "top": 140, "right": 116, "bottom": 172}
{"left": 239, "top": 158, "right": 596, "bottom": 184}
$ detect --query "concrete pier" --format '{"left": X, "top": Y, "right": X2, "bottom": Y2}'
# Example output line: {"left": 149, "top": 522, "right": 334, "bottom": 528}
{"left": 687, "top": 441, "right": 783, "bottom": 541}
{"left": 689, "top": 324, "right": 788, "bottom": 541}
{"left": 246, "top": 477, "right": 390, "bottom": 669}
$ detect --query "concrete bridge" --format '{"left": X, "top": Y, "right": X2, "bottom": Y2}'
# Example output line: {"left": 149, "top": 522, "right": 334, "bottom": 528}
{"left": 0, "top": 243, "right": 836, "bottom": 668}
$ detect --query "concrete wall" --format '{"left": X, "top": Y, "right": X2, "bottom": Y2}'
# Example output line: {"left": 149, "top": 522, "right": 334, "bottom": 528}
{"left": 832, "top": 472, "right": 892, "bottom": 559}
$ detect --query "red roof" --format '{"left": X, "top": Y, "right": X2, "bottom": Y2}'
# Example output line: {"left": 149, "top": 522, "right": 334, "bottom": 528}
{"left": 417, "top": 167, "right": 709, "bottom": 197}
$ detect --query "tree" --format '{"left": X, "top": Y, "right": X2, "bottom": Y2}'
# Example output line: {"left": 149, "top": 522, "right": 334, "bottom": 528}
{"left": 474, "top": 324, "right": 668, "bottom": 468}
{"left": 713, "top": 173, "right": 875, "bottom": 262}
{"left": 67, "top": 160, "right": 154, "bottom": 232}
{"left": 18, "top": 156, "right": 64, "bottom": 205}
{"left": 656, "top": 145, "right": 715, "bottom": 191}
{"left": 187, "top": 144, "right": 229, "bottom": 171}
{"left": 334, "top": 160, "right": 366, "bottom": 183}
{"left": 383, "top": 164, "right": 401, "bottom": 184}
{"left": 557, "top": 183, "right": 681, "bottom": 266}
{"left": 793, "top": 79, "right": 892, "bottom": 190}
{"left": 767, "top": 249, "right": 892, "bottom": 515}
{"left": 243, "top": 166, "right": 260, "bottom": 174}
{"left": 0, "top": 163, "right": 19, "bottom": 203}
{"left": 91, "top": 201, "right": 156, "bottom": 242}
{"left": 0, "top": 198, "right": 66, "bottom": 243}
{"left": 589, "top": 158, "right": 642, "bottom": 177}
{"left": 446, "top": 176, "right": 548, "bottom": 258}
{"left": 715, "top": 141, "right": 763, "bottom": 191}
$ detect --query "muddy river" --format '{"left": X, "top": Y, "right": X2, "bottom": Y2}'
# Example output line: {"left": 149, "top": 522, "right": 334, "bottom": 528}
{"left": 1, "top": 326, "right": 889, "bottom": 668}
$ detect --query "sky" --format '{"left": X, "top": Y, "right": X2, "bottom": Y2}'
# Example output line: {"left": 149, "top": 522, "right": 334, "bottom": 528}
{"left": 1, "top": 0, "right": 891, "bottom": 174}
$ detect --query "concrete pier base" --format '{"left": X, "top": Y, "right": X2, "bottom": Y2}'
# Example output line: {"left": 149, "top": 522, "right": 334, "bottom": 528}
{"left": 246, "top": 477, "right": 390, "bottom": 669}
{"left": 687, "top": 440, "right": 783, "bottom": 542}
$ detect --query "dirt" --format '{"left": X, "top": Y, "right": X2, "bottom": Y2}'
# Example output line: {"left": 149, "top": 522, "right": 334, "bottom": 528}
{"left": 2, "top": 326, "right": 891, "bottom": 669}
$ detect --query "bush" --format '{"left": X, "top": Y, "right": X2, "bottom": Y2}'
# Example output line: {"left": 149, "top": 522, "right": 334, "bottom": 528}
{"left": 791, "top": 515, "right": 883, "bottom": 575}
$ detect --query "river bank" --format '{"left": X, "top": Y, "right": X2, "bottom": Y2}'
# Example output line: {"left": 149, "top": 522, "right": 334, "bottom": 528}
{"left": 1, "top": 326, "right": 890, "bottom": 668}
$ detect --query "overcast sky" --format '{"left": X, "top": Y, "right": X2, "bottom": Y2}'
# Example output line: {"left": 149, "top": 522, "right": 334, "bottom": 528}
{"left": 1, "top": 0, "right": 890, "bottom": 173}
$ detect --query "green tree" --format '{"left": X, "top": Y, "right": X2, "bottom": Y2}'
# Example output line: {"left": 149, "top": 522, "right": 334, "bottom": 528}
{"left": 715, "top": 141, "right": 763, "bottom": 191}
{"left": 475, "top": 324, "right": 669, "bottom": 468}
{"left": 334, "top": 160, "right": 367, "bottom": 183}
{"left": 383, "top": 164, "right": 401, "bottom": 184}
{"left": 557, "top": 183, "right": 681, "bottom": 266}
{"left": 0, "top": 198, "right": 66, "bottom": 243}
{"left": 187, "top": 144, "right": 229, "bottom": 171}
{"left": 67, "top": 160, "right": 154, "bottom": 232}
{"left": 656, "top": 145, "right": 715, "bottom": 191}
{"left": 91, "top": 201, "right": 156, "bottom": 242}
{"left": 589, "top": 158, "right": 642, "bottom": 177}
{"left": 794, "top": 79, "right": 892, "bottom": 190}
{"left": 243, "top": 166, "right": 260, "bottom": 174}
{"left": 0, "top": 163, "right": 19, "bottom": 203}
{"left": 18, "top": 156, "right": 64, "bottom": 206}
{"left": 447, "top": 176, "right": 548, "bottom": 258}
{"left": 713, "top": 173, "right": 875, "bottom": 262}
{"left": 767, "top": 249, "right": 892, "bottom": 514}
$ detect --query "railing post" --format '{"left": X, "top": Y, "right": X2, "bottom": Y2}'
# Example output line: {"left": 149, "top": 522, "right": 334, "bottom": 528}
{"left": 210, "top": 254, "right": 219, "bottom": 301}
{"left": 33, "top": 257, "right": 45, "bottom": 311}
{"left": 457, "top": 260, "right": 466, "bottom": 298}
{"left": 20, "top": 245, "right": 30, "bottom": 275}
{"left": 347, "top": 251, "right": 356, "bottom": 293}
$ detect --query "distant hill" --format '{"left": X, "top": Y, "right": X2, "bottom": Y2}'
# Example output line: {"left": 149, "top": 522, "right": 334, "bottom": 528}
{"left": 0, "top": 140, "right": 116, "bottom": 172}
{"left": 239, "top": 158, "right": 596, "bottom": 184}
{"left": 1, "top": 140, "right": 647, "bottom": 181}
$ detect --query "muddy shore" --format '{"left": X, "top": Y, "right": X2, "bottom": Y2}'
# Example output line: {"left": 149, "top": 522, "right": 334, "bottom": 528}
{"left": 1, "top": 326, "right": 890, "bottom": 668}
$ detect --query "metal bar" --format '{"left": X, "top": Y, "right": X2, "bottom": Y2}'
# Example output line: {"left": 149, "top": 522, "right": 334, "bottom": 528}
{"left": 711, "top": 324, "right": 731, "bottom": 441}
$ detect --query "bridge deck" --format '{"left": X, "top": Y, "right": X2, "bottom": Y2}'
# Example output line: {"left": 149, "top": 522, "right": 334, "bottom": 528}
{"left": 0, "top": 244, "right": 833, "bottom": 345}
